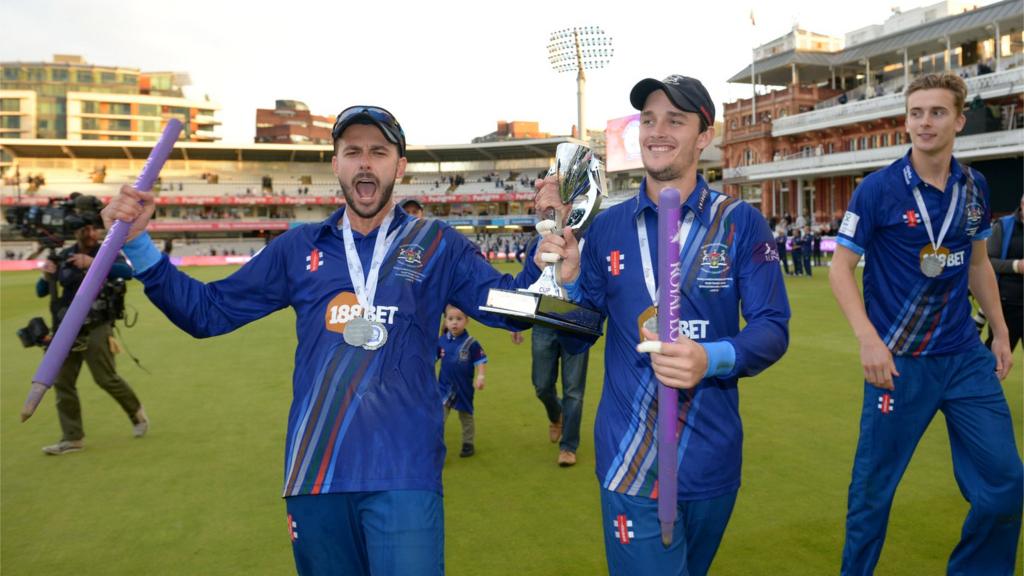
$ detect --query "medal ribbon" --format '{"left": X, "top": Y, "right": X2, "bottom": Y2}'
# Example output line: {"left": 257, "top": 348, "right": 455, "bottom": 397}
{"left": 912, "top": 181, "right": 960, "bottom": 255}
{"left": 342, "top": 207, "right": 400, "bottom": 313}
{"left": 637, "top": 209, "right": 695, "bottom": 306}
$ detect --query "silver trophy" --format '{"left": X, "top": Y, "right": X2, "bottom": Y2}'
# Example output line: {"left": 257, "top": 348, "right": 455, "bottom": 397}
{"left": 480, "top": 143, "right": 606, "bottom": 335}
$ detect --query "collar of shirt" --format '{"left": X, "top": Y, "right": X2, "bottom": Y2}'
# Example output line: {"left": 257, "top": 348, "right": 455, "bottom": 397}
{"left": 633, "top": 175, "right": 713, "bottom": 227}
{"left": 898, "top": 150, "right": 966, "bottom": 195}
{"left": 317, "top": 205, "right": 408, "bottom": 241}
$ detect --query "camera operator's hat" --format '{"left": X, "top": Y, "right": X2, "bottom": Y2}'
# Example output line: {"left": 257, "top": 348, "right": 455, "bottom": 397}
{"left": 74, "top": 195, "right": 104, "bottom": 227}
{"left": 400, "top": 198, "right": 423, "bottom": 212}
{"left": 630, "top": 75, "right": 715, "bottom": 127}
{"left": 332, "top": 106, "right": 406, "bottom": 157}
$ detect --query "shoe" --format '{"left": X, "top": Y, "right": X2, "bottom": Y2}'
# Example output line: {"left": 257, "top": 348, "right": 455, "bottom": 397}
{"left": 549, "top": 415, "right": 563, "bottom": 444}
{"left": 557, "top": 450, "right": 577, "bottom": 467}
{"left": 459, "top": 443, "right": 475, "bottom": 457}
{"left": 132, "top": 407, "right": 149, "bottom": 438}
{"left": 42, "top": 440, "right": 84, "bottom": 455}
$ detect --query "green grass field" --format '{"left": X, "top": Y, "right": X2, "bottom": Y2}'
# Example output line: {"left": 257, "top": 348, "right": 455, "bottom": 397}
{"left": 2, "top": 262, "right": 1021, "bottom": 575}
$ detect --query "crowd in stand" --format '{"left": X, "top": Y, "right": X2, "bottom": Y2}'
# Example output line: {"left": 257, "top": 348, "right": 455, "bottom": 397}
{"left": 156, "top": 206, "right": 297, "bottom": 220}
{"left": 816, "top": 56, "right": 1016, "bottom": 112}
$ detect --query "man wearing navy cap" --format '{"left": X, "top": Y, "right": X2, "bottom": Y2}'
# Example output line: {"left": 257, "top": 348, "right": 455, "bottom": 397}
{"left": 541, "top": 75, "right": 790, "bottom": 575}
{"left": 103, "top": 105, "right": 570, "bottom": 576}
{"left": 400, "top": 198, "right": 424, "bottom": 218}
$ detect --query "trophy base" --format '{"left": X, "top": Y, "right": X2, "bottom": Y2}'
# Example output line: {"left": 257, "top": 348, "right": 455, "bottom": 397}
{"left": 480, "top": 288, "right": 603, "bottom": 336}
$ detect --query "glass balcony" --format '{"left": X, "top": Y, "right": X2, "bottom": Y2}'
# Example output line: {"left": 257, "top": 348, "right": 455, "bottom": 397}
{"left": 724, "top": 128, "right": 1024, "bottom": 183}
{"left": 771, "top": 68, "right": 1024, "bottom": 137}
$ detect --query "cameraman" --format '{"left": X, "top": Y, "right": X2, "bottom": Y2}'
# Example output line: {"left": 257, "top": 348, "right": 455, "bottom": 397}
{"left": 36, "top": 209, "right": 148, "bottom": 455}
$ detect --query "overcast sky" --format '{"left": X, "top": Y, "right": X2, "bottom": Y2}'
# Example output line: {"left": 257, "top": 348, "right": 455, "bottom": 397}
{"left": 2, "top": 0, "right": 997, "bottom": 144}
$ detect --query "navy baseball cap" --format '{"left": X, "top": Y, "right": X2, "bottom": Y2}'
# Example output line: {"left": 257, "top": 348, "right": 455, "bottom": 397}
{"left": 630, "top": 75, "right": 715, "bottom": 128}
{"left": 400, "top": 198, "right": 423, "bottom": 211}
{"left": 332, "top": 105, "right": 406, "bottom": 157}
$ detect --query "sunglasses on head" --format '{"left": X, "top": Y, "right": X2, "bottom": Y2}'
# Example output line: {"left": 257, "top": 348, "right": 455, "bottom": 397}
{"left": 331, "top": 106, "right": 405, "bottom": 142}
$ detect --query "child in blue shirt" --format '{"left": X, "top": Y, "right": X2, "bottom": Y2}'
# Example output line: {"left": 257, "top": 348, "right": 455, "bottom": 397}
{"left": 437, "top": 305, "right": 487, "bottom": 457}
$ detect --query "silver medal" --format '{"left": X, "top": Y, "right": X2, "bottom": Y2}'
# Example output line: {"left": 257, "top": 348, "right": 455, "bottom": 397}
{"left": 363, "top": 321, "right": 389, "bottom": 350}
{"left": 920, "top": 253, "right": 944, "bottom": 278}
{"left": 341, "top": 209, "right": 400, "bottom": 351}
{"left": 344, "top": 316, "right": 373, "bottom": 347}
{"left": 911, "top": 182, "right": 960, "bottom": 281}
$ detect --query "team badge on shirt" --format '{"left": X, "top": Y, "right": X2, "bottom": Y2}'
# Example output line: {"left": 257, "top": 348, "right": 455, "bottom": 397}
{"left": 965, "top": 202, "right": 984, "bottom": 237}
{"left": 458, "top": 338, "right": 475, "bottom": 362}
{"left": 877, "top": 393, "right": 894, "bottom": 414}
{"left": 697, "top": 242, "right": 733, "bottom": 292}
{"left": 394, "top": 244, "right": 427, "bottom": 283}
{"left": 398, "top": 245, "right": 424, "bottom": 266}
{"left": 700, "top": 243, "right": 730, "bottom": 275}
{"left": 613, "top": 514, "right": 634, "bottom": 544}
{"left": 305, "top": 249, "right": 324, "bottom": 272}
{"left": 607, "top": 250, "right": 625, "bottom": 276}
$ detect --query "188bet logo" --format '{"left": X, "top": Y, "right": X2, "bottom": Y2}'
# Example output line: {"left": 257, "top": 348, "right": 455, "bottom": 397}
{"left": 324, "top": 292, "right": 398, "bottom": 333}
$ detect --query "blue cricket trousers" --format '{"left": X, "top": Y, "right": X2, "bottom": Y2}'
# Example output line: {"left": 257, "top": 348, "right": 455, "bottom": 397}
{"left": 842, "top": 343, "right": 1023, "bottom": 575}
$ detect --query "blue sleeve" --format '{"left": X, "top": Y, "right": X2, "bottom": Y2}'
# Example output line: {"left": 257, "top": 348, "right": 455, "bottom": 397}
{"left": 572, "top": 231, "right": 608, "bottom": 314}
{"left": 972, "top": 169, "right": 993, "bottom": 241}
{"left": 445, "top": 227, "right": 541, "bottom": 331}
{"left": 557, "top": 227, "right": 608, "bottom": 355}
{"left": 836, "top": 176, "right": 879, "bottom": 255}
{"left": 134, "top": 233, "right": 293, "bottom": 338}
{"left": 718, "top": 207, "right": 791, "bottom": 379}
{"left": 36, "top": 277, "right": 48, "bottom": 298}
{"left": 471, "top": 341, "right": 487, "bottom": 365}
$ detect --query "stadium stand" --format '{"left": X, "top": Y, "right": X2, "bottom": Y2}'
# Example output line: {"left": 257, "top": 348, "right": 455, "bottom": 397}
{"left": 1, "top": 138, "right": 578, "bottom": 266}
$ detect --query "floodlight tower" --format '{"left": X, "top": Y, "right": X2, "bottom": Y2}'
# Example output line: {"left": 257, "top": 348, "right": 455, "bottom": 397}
{"left": 547, "top": 26, "right": 614, "bottom": 142}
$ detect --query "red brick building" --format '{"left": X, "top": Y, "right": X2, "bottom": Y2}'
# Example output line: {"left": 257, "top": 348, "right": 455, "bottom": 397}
{"left": 255, "top": 100, "right": 333, "bottom": 145}
{"left": 722, "top": 0, "right": 1024, "bottom": 224}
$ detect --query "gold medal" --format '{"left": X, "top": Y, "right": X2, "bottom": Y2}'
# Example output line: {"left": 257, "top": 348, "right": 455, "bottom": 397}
{"left": 638, "top": 305, "right": 658, "bottom": 341}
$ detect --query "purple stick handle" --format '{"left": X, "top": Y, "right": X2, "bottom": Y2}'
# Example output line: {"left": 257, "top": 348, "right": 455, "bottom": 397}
{"left": 22, "top": 119, "right": 182, "bottom": 421}
{"left": 656, "top": 187, "right": 681, "bottom": 547}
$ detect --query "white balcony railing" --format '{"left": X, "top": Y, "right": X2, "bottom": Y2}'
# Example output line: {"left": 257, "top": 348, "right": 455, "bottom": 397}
{"left": 724, "top": 129, "right": 1024, "bottom": 182}
{"left": 771, "top": 68, "right": 1024, "bottom": 137}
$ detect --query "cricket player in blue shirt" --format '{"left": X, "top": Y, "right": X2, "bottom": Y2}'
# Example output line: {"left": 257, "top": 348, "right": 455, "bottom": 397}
{"left": 541, "top": 75, "right": 790, "bottom": 576}
{"left": 830, "top": 73, "right": 1022, "bottom": 575}
{"left": 102, "top": 105, "right": 568, "bottom": 576}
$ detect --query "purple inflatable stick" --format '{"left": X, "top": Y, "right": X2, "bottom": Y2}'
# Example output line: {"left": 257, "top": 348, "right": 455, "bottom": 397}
{"left": 21, "top": 119, "right": 182, "bottom": 422}
{"left": 657, "top": 187, "right": 681, "bottom": 547}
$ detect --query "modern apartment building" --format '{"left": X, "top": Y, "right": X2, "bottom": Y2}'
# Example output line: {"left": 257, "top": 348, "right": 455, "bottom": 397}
{"left": 0, "top": 55, "right": 220, "bottom": 142}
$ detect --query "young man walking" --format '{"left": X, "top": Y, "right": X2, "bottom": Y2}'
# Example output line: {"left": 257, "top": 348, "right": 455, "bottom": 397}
{"left": 830, "top": 73, "right": 1022, "bottom": 575}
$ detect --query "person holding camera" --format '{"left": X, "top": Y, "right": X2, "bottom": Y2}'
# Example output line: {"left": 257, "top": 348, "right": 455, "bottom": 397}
{"left": 35, "top": 211, "right": 148, "bottom": 455}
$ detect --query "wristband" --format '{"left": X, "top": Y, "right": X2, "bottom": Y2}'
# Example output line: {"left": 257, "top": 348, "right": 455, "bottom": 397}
{"left": 122, "top": 231, "right": 162, "bottom": 274}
